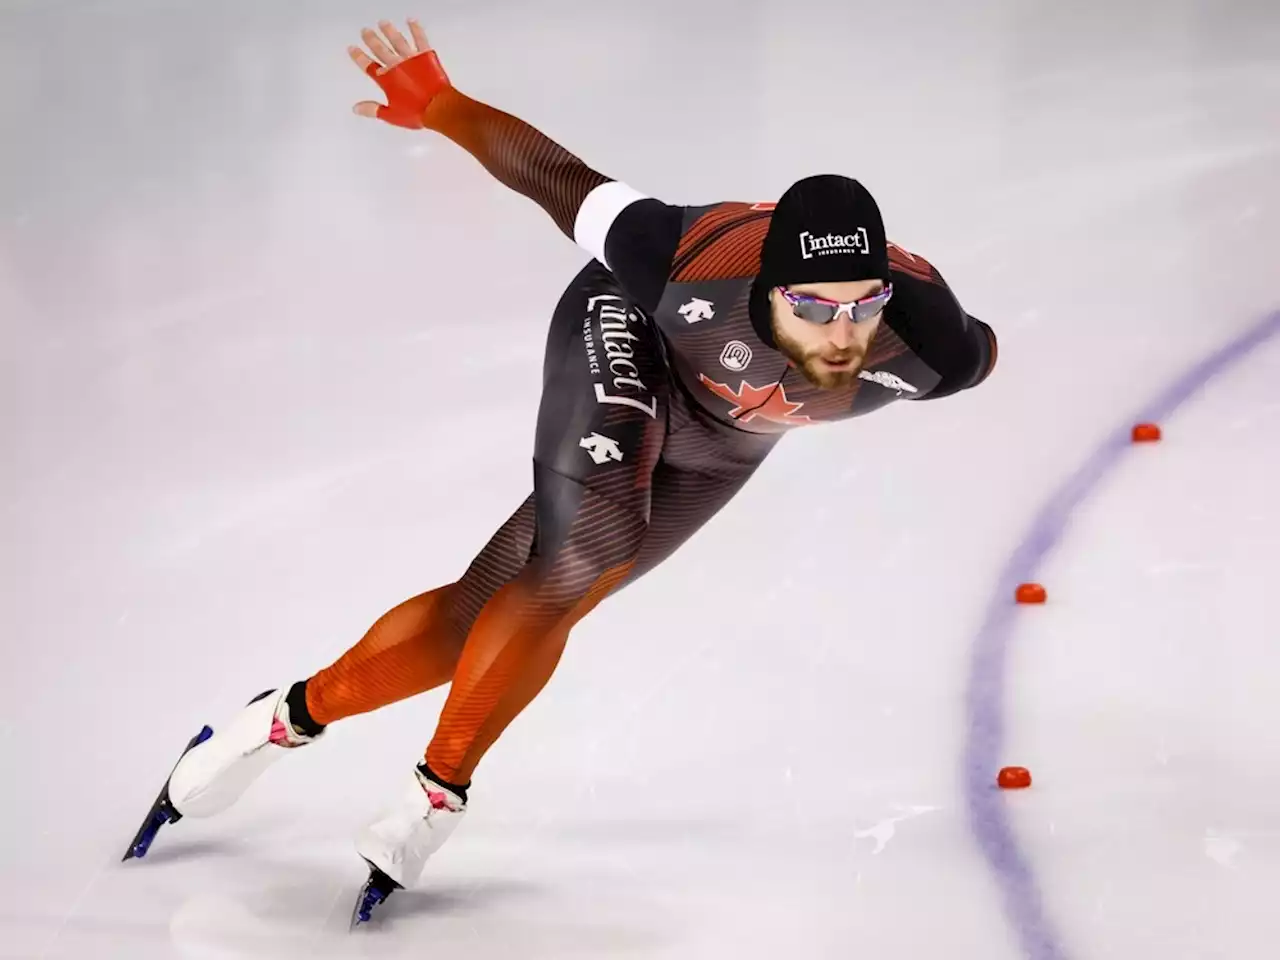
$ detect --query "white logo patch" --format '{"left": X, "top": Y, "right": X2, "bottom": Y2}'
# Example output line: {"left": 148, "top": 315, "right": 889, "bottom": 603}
{"left": 858, "top": 369, "right": 918, "bottom": 395}
{"left": 678, "top": 298, "right": 716, "bottom": 324}
{"left": 584, "top": 294, "right": 658, "bottom": 419}
{"left": 719, "top": 340, "right": 753, "bottom": 372}
{"left": 799, "top": 228, "right": 871, "bottom": 259}
{"left": 579, "top": 432, "right": 624, "bottom": 465}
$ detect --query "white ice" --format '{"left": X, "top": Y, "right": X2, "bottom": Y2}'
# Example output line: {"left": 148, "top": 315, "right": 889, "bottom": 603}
{"left": 2, "top": 0, "right": 1278, "bottom": 957}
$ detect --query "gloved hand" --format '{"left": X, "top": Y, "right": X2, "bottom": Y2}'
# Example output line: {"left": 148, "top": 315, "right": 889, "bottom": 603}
{"left": 348, "top": 18, "right": 451, "bottom": 129}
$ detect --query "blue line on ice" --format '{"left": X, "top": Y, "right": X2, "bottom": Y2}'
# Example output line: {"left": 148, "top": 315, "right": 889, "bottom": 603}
{"left": 962, "top": 309, "right": 1280, "bottom": 960}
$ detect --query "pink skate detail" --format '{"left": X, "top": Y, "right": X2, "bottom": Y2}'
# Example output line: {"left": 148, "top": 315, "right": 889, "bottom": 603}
{"left": 425, "top": 789, "right": 457, "bottom": 812}
{"left": 269, "top": 718, "right": 291, "bottom": 745}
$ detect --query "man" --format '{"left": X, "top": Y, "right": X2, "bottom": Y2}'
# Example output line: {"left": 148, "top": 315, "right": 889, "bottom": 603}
{"left": 126, "top": 18, "right": 997, "bottom": 924}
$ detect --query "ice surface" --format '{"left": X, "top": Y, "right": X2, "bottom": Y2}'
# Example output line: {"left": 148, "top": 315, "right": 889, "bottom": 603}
{"left": 2, "top": 0, "right": 1278, "bottom": 956}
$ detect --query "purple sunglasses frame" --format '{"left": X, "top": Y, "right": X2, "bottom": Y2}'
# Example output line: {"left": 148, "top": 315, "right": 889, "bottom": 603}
{"left": 778, "top": 283, "right": 894, "bottom": 325}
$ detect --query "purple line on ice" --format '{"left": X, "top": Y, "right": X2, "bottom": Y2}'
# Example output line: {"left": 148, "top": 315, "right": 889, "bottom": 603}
{"left": 962, "top": 309, "right": 1280, "bottom": 960}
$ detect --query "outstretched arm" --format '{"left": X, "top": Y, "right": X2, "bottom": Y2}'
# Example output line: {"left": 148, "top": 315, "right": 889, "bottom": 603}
{"left": 420, "top": 88, "right": 612, "bottom": 241}
{"left": 349, "top": 17, "right": 677, "bottom": 299}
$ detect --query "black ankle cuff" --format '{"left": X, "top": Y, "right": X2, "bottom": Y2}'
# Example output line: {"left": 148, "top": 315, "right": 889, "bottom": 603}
{"left": 285, "top": 680, "right": 325, "bottom": 737}
{"left": 417, "top": 762, "right": 470, "bottom": 804}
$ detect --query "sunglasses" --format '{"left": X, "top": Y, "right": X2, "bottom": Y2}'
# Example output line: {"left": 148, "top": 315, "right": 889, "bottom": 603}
{"left": 779, "top": 284, "right": 893, "bottom": 325}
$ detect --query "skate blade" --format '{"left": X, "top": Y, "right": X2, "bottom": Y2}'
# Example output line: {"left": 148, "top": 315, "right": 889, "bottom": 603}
{"left": 349, "top": 864, "right": 401, "bottom": 929}
{"left": 122, "top": 725, "right": 214, "bottom": 862}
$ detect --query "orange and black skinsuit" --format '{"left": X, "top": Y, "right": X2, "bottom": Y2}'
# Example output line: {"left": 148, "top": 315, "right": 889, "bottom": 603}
{"left": 290, "top": 87, "right": 998, "bottom": 797}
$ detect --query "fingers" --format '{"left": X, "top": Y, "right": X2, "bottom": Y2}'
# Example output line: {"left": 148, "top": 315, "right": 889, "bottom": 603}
{"left": 407, "top": 18, "right": 431, "bottom": 52}
{"left": 378, "top": 19, "right": 416, "bottom": 59}
{"left": 350, "top": 19, "right": 433, "bottom": 80}
{"left": 348, "top": 45, "right": 380, "bottom": 75}
{"left": 361, "top": 25, "right": 401, "bottom": 67}
{"left": 354, "top": 102, "right": 425, "bottom": 130}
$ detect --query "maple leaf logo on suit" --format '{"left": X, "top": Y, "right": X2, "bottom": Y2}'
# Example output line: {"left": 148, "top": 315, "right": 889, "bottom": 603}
{"left": 696, "top": 375, "right": 813, "bottom": 426}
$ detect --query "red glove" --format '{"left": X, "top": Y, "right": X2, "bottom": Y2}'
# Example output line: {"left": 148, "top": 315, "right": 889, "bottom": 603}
{"left": 363, "top": 50, "right": 451, "bottom": 129}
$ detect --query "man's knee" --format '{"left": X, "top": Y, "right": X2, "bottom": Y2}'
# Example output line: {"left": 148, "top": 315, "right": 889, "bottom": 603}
{"left": 523, "top": 537, "right": 641, "bottom": 614}
{"left": 524, "top": 470, "right": 648, "bottom": 614}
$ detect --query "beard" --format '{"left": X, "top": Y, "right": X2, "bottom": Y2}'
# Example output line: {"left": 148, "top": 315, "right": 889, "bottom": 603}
{"left": 772, "top": 322, "right": 866, "bottom": 390}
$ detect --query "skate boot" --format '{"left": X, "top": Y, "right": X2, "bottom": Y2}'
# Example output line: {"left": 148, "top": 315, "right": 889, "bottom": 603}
{"left": 350, "top": 763, "right": 467, "bottom": 925}
{"left": 123, "top": 685, "right": 322, "bottom": 861}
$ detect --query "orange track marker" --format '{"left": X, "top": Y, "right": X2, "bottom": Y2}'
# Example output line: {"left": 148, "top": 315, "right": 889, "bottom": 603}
{"left": 1016, "top": 583, "right": 1047, "bottom": 604}
{"left": 998, "top": 766, "right": 1032, "bottom": 789}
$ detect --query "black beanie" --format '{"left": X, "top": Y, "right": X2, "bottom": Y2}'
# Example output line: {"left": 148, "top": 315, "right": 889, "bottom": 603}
{"left": 757, "top": 175, "right": 889, "bottom": 291}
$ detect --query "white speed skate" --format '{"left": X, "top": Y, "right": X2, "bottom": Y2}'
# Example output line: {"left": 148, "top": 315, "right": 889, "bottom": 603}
{"left": 122, "top": 687, "right": 321, "bottom": 861}
{"left": 350, "top": 764, "right": 467, "bottom": 925}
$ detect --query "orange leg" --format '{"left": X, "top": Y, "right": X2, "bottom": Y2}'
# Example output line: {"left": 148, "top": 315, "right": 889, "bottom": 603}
{"left": 424, "top": 560, "right": 633, "bottom": 785}
{"left": 304, "top": 585, "right": 466, "bottom": 725}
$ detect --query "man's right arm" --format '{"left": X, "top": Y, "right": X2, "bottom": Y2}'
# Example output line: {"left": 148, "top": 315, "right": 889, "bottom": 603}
{"left": 354, "top": 29, "right": 686, "bottom": 308}
{"left": 419, "top": 93, "right": 684, "bottom": 313}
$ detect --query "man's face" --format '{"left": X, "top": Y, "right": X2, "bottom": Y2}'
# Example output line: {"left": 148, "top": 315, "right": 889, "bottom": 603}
{"left": 769, "top": 279, "right": 886, "bottom": 389}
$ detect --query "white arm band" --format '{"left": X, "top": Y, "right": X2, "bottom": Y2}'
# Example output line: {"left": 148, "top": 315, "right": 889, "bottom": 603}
{"left": 572, "top": 181, "right": 649, "bottom": 270}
